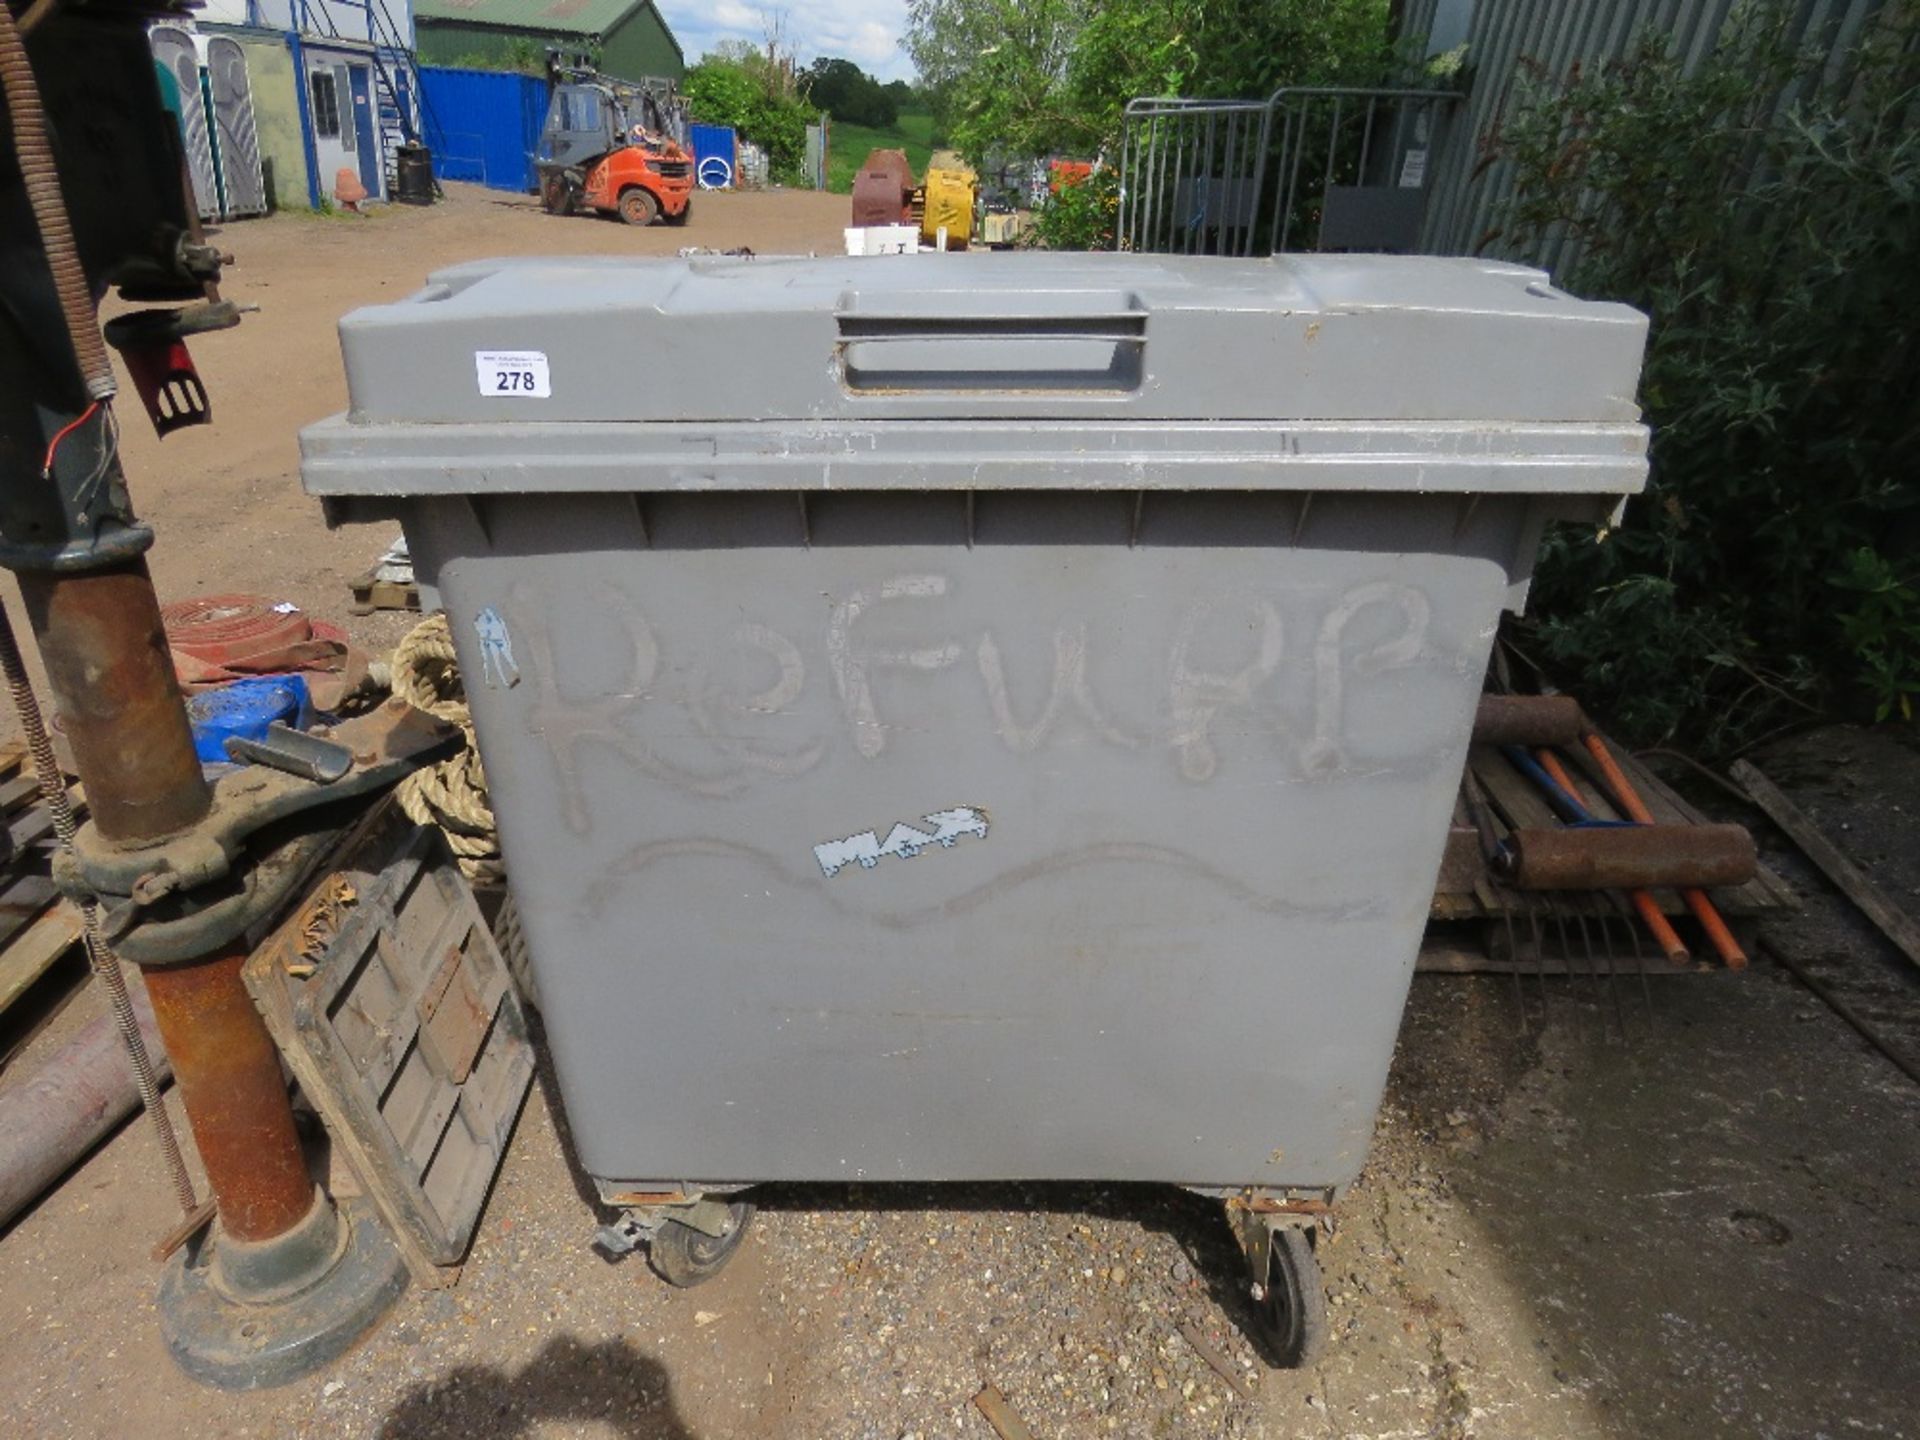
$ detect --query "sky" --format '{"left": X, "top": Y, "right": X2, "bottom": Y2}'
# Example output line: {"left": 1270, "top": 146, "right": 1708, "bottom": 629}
{"left": 657, "top": 0, "right": 916, "bottom": 82}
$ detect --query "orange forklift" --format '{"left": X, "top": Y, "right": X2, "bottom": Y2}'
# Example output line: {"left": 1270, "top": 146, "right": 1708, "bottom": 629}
{"left": 535, "top": 60, "right": 694, "bottom": 226}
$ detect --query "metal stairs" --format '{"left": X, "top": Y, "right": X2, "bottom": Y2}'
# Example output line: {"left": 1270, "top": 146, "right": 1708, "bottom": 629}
{"left": 298, "top": 0, "right": 440, "bottom": 199}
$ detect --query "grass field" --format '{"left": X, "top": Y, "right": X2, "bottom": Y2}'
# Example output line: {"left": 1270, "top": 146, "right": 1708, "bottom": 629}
{"left": 825, "top": 108, "right": 938, "bottom": 192}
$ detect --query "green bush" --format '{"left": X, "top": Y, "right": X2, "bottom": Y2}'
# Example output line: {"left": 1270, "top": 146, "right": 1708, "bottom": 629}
{"left": 1496, "top": 6, "right": 1920, "bottom": 750}
{"left": 1831, "top": 547, "right": 1920, "bottom": 724}
{"left": 1027, "top": 165, "right": 1118, "bottom": 250}
{"left": 906, "top": 0, "right": 1392, "bottom": 165}
{"left": 684, "top": 57, "right": 813, "bottom": 184}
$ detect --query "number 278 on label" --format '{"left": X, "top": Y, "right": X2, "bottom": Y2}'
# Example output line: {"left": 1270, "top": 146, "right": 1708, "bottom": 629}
{"left": 475, "top": 351, "right": 551, "bottom": 398}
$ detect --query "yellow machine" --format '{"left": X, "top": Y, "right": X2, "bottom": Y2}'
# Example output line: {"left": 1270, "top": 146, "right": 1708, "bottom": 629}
{"left": 918, "top": 165, "right": 976, "bottom": 249}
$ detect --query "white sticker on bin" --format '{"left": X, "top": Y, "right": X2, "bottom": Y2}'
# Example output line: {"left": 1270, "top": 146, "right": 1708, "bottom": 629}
{"left": 475, "top": 350, "right": 551, "bottom": 398}
{"left": 813, "top": 807, "right": 989, "bottom": 878}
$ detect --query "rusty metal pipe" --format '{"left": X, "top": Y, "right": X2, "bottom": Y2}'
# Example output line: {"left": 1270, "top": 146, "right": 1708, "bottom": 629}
{"left": 0, "top": 970, "right": 172, "bottom": 1229}
{"left": 13, "top": 562, "right": 210, "bottom": 844}
{"left": 1472, "top": 694, "right": 1584, "bottom": 747}
{"left": 1505, "top": 823, "right": 1758, "bottom": 891}
{"left": 141, "top": 943, "right": 313, "bottom": 1243}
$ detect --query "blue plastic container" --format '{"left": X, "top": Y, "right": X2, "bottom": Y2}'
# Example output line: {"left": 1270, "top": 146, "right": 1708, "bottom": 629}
{"left": 689, "top": 123, "right": 736, "bottom": 188}
{"left": 186, "top": 674, "right": 311, "bottom": 763}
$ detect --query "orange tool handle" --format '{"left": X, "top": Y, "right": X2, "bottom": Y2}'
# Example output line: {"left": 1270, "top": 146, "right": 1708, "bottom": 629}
{"left": 1580, "top": 733, "right": 1747, "bottom": 969}
{"left": 1632, "top": 890, "right": 1693, "bottom": 966}
{"left": 1534, "top": 748, "right": 1690, "bottom": 966}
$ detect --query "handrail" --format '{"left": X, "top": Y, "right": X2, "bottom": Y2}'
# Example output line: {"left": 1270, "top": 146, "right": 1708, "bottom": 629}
{"left": 295, "top": 0, "right": 437, "bottom": 149}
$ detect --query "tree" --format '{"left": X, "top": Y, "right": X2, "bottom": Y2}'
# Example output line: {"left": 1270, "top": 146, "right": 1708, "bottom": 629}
{"left": 906, "top": 0, "right": 1391, "bottom": 161}
{"left": 906, "top": 0, "right": 1084, "bottom": 159}
{"left": 683, "top": 59, "right": 759, "bottom": 129}
{"left": 804, "top": 56, "right": 898, "bottom": 127}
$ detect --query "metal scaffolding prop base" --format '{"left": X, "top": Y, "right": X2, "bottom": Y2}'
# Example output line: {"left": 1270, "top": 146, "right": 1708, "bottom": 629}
{"left": 158, "top": 1197, "right": 407, "bottom": 1391}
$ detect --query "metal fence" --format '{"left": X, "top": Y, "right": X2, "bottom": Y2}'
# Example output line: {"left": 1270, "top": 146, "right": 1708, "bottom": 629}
{"left": 1115, "top": 88, "right": 1461, "bottom": 256}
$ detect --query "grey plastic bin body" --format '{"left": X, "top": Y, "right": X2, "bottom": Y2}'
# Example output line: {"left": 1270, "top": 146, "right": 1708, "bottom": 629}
{"left": 303, "top": 252, "right": 1647, "bottom": 1198}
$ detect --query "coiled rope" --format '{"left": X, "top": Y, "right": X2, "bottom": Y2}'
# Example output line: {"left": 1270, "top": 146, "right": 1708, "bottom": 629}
{"left": 391, "top": 613, "right": 503, "bottom": 883}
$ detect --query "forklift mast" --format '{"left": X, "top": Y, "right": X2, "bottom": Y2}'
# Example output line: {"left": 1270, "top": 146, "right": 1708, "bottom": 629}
{"left": 541, "top": 48, "right": 687, "bottom": 156}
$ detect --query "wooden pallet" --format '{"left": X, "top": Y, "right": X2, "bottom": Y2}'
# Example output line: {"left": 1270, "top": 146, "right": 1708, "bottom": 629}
{"left": 1416, "top": 733, "right": 1794, "bottom": 973}
{"left": 0, "top": 741, "right": 89, "bottom": 1051}
{"left": 245, "top": 798, "right": 535, "bottom": 1287}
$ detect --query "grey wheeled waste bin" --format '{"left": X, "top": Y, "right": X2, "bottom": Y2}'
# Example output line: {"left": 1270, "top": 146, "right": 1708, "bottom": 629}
{"left": 302, "top": 252, "right": 1647, "bottom": 1362}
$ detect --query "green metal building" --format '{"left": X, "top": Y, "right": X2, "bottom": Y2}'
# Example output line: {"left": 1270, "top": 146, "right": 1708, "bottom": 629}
{"left": 414, "top": 0, "right": 685, "bottom": 81}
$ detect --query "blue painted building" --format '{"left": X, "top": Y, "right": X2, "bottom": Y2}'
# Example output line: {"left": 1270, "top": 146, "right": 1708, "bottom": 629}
{"left": 195, "top": 0, "right": 426, "bottom": 208}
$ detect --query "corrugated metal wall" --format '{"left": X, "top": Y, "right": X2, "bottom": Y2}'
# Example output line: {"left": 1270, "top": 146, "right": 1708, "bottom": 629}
{"left": 419, "top": 64, "right": 547, "bottom": 192}
{"left": 1401, "top": 0, "right": 1891, "bottom": 270}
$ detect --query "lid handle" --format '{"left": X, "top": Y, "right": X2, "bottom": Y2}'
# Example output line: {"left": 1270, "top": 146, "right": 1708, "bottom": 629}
{"left": 836, "top": 313, "right": 1145, "bottom": 394}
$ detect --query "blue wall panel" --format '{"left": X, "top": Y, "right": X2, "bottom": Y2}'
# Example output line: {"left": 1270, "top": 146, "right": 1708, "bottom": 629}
{"left": 420, "top": 65, "right": 547, "bottom": 193}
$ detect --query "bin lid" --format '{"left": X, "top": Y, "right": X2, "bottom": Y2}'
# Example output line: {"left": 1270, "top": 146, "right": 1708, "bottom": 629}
{"left": 329, "top": 252, "right": 1647, "bottom": 428}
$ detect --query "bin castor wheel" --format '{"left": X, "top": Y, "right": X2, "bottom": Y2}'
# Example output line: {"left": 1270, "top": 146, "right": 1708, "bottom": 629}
{"left": 648, "top": 1201, "right": 754, "bottom": 1287}
{"left": 1256, "top": 1227, "right": 1328, "bottom": 1368}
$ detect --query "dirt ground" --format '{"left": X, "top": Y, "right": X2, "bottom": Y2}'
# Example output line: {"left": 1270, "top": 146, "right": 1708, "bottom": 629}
{"left": 2, "top": 184, "right": 1918, "bottom": 1439}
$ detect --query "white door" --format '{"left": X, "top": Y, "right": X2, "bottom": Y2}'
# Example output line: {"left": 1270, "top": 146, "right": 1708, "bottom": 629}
{"left": 305, "top": 56, "right": 370, "bottom": 202}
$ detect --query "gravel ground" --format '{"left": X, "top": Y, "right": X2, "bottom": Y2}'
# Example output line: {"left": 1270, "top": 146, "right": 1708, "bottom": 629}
{"left": 1, "top": 187, "right": 1917, "bottom": 1439}
{"left": 7, "top": 943, "right": 1916, "bottom": 1439}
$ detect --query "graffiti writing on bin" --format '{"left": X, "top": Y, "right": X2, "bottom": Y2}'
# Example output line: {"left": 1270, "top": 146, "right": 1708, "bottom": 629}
{"left": 814, "top": 807, "right": 990, "bottom": 878}
{"left": 500, "top": 569, "right": 1441, "bottom": 836}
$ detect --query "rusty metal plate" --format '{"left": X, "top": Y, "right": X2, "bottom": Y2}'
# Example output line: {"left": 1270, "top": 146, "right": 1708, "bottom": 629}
{"left": 417, "top": 943, "right": 492, "bottom": 1085}
{"left": 245, "top": 795, "right": 533, "bottom": 1279}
